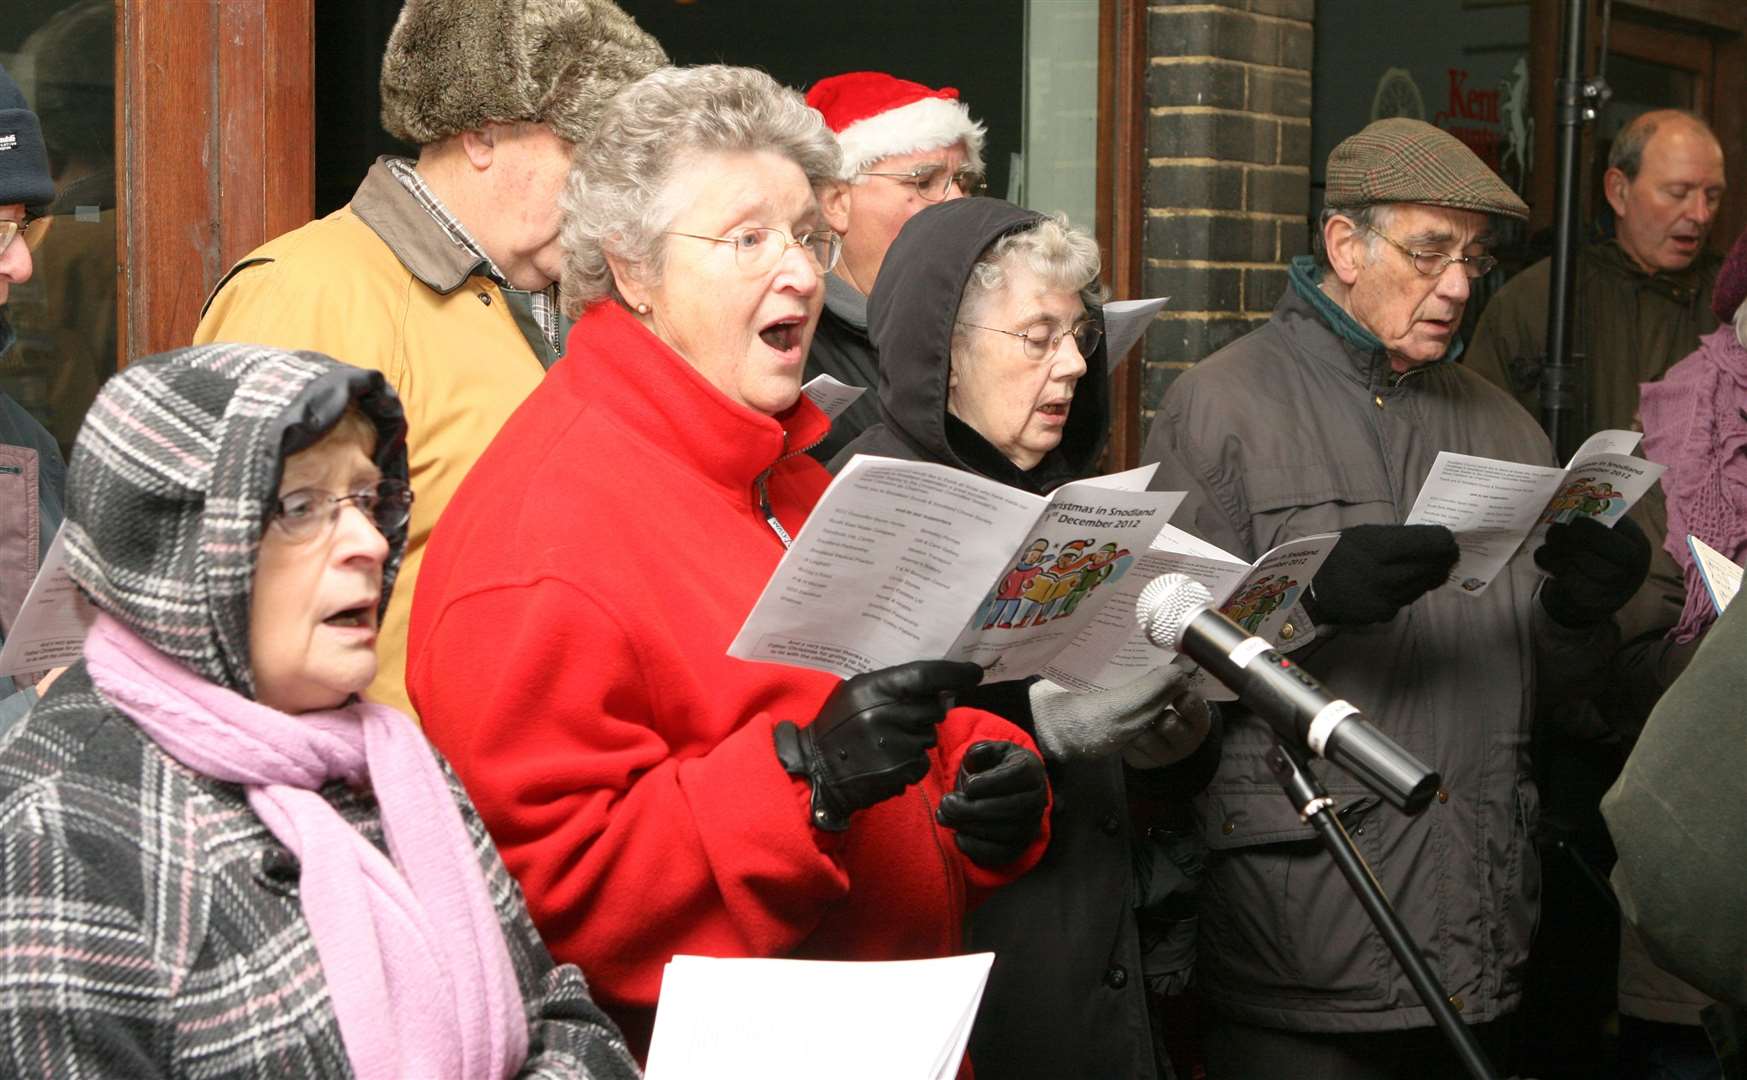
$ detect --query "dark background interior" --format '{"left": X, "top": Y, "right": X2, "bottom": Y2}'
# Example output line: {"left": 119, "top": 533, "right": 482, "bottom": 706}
{"left": 314, "top": 0, "right": 1025, "bottom": 216}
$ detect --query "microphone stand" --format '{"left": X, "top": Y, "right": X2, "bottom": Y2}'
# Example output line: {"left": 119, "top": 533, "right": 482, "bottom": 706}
{"left": 1266, "top": 738, "right": 1503, "bottom": 1080}
{"left": 1539, "top": 0, "right": 1611, "bottom": 462}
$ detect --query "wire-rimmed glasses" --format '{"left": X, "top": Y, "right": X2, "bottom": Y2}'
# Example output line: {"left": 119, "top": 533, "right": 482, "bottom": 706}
{"left": 665, "top": 227, "right": 842, "bottom": 275}
{"left": 1364, "top": 225, "right": 1498, "bottom": 279}
{"left": 269, "top": 479, "right": 414, "bottom": 543}
{"left": 859, "top": 164, "right": 988, "bottom": 203}
{"left": 956, "top": 318, "right": 1102, "bottom": 363}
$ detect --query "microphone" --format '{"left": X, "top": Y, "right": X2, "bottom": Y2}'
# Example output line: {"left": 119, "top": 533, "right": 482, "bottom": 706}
{"left": 1135, "top": 573, "right": 1439, "bottom": 815}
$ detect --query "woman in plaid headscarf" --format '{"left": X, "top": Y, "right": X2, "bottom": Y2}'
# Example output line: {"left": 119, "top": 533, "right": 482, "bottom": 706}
{"left": 0, "top": 343, "right": 638, "bottom": 1079}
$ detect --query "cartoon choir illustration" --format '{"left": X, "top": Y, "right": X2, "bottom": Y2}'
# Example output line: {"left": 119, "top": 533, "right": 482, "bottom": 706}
{"left": 1541, "top": 478, "right": 1626, "bottom": 525}
{"left": 981, "top": 538, "right": 1134, "bottom": 631}
{"left": 1219, "top": 573, "right": 1301, "bottom": 634}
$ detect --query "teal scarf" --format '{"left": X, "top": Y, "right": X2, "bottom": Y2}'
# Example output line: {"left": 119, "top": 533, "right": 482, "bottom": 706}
{"left": 1287, "top": 255, "right": 1464, "bottom": 368}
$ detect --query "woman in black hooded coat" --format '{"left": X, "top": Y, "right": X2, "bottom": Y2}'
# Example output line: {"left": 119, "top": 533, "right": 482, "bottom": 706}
{"left": 829, "top": 197, "right": 1216, "bottom": 1079}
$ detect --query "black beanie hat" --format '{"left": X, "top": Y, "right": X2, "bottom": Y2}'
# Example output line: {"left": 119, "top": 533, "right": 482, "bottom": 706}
{"left": 0, "top": 63, "right": 55, "bottom": 214}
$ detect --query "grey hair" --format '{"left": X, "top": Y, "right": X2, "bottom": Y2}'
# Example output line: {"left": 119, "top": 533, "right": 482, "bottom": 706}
{"left": 953, "top": 214, "right": 1104, "bottom": 337}
{"left": 1609, "top": 109, "right": 1715, "bottom": 181}
{"left": 1313, "top": 203, "right": 1396, "bottom": 271}
{"left": 559, "top": 65, "right": 843, "bottom": 314}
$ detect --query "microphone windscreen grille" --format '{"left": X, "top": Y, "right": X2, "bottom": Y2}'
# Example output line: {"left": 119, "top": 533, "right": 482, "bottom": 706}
{"left": 1135, "top": 573, "right": 1214, "bottom": 650}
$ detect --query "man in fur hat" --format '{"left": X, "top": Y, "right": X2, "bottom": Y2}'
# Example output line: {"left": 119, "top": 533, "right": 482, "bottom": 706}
{"left": 803, "top": 71, "right": 988, "bottom": 462}
{"left": 193, "top": 0, "right": 665, "bottom": 718}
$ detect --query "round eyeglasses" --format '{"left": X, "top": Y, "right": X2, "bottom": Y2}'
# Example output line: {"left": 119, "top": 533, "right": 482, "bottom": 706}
{"left": 956, "top": 318, "right": 1103, "bottom": 363}
{"left": 860, "top": 165, "right": 988, "bottom": 203}
{"left": 268, "top": 479, "right": 413, "bottom": 543}
{"left": 665, "top": 227, "right": 842, "bottom": 276}
{"left": 1363, "top": 224, "right": 1498, "bottom": 279}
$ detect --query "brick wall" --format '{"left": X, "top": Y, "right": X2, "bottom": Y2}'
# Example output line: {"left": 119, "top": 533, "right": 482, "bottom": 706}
{"left": 1141, "top": 0, "right": 1314, "bottom": 429}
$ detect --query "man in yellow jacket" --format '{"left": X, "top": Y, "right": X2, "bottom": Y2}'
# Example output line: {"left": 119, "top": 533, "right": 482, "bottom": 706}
{"left": 195, "top": 0, "right": 665, "bottom": 716}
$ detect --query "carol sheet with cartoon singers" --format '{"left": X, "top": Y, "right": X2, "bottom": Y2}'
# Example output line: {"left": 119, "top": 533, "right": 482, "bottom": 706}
{"left": 1405, "top": 429, "right": 1663, "bottom": 595}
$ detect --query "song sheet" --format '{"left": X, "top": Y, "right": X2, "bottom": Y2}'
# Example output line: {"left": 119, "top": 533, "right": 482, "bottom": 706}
{"left": 0, "top": 525, "right": 96, "bottom": 679}
{"left": 1404, "top": 429, "right": 1665, "bottom": 594}
{"left": 729, "top": 456, "right": 1182, "bottom": 688}
{"left": 644, "top": 953, "right": 994, "bottom": 1080}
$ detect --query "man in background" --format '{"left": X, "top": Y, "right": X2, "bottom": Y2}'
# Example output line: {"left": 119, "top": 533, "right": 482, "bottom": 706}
{"left": 804, "top": 70, "right": 987, "bottom": 462}
{"left": 0, "top": 62, "right": 61, "bottom": 730}
{"left": 194, "top": 0, "right": 665, "bottom": 717}
{"left": 1467, "top": 109, "right": 1726, "bottom": 438}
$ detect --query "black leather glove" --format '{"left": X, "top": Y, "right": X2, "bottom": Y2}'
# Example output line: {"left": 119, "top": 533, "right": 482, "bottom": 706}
{"left": 936, "top": 740, "right": 1049, "bottom": 867}
{"left": 774, "top": 660, "right": 984, "bottom": 832}
{"left": 1303, "top": 524, "right": 1459, "bottom": 626}
{"left": 1535, "top": 514, "right": 1651, "bottom": 628}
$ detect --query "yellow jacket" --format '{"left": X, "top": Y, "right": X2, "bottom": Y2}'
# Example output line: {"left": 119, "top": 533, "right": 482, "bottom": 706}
{"left": 193, "top": 159, "right": 552, "bottom": 718}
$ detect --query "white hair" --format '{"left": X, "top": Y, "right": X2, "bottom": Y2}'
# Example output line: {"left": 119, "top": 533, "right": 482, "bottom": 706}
{"left": 559, "top": 65, "right": 842, "bottom": 314}
{"left": 953, "top": 213, "right": 1104, "bottom": 336}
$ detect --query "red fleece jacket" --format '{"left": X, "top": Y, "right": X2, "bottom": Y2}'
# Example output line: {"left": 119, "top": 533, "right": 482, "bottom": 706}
{"left": 409, "top": 301, "right": 1047, "bottom": 1053}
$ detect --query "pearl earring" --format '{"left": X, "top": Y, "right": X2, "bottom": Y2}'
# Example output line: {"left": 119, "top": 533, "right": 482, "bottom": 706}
{"left": 636, "top": 302, "right": 651, "bottom": 315}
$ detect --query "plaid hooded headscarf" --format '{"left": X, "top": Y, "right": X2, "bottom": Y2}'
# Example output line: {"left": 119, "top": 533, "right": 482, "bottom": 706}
{"left": 63, "top": 344, "right": 408, "bottom": 698}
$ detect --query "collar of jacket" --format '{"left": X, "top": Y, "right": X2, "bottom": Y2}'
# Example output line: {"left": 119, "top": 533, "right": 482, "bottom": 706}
{"left": 1587, "top": 238, "right": 1719, "bottom": 308}
{"left": 350, "top": 157, "right": 492, "bottom": 296}
{"left": 1286, "top": 254, "right": 1462, "bottom": 385}
{"left": 557, "top": 300, "right": 832, "bottom": 498}
{"left": 824, "top": 271, "right": 870, "bottom": 331}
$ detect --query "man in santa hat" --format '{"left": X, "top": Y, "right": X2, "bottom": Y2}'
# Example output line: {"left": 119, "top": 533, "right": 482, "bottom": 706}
{"left": 804, "top": 71, "right": 988, "bottom": 462}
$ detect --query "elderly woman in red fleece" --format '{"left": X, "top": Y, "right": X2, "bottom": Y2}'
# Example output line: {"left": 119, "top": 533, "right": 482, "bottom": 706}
{"left": 408, "top": 65, "right": 1050, "bottom": 1057}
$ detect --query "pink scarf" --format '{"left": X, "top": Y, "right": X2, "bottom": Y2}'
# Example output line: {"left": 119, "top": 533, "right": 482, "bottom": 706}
{"left": 82, "top": 613, "right": 529, "bottom": 1080}
{"left": 1640, "top": 326, "right": 1747, "bottom": 643}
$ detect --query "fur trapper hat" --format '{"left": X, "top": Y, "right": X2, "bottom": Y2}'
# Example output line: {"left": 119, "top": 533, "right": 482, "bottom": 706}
{"left": 380, "top": 0, "right": 667, "bottom": 146}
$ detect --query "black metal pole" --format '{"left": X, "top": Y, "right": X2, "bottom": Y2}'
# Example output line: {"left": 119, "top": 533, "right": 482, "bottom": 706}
{"left": 1541, "top": 0, "right": 1587, "bottom": 460}
{"left": 1266, "top": 740, "right": 1503, "bottom": 1080}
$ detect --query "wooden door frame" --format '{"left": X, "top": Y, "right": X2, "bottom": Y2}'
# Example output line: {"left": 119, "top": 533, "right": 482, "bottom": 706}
{"left": 117, "top": 0, "right": 315, "bottom": 365}
{"left": 1098, "top": 0, "right": 1147, "bottom": 469}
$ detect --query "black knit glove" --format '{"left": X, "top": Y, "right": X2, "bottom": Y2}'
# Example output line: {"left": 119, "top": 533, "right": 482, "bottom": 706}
{"left": 1535, "top": 515, "right": 1651, "bottom": 628}
{"left": 936, "top": 741, "right": 1049, "bottom": 867}
{"left": 774, "top": 660, "right": 984, "bottom": 832}
{"left": 1303, "top": 524, "right": 1459, "bottom": 626}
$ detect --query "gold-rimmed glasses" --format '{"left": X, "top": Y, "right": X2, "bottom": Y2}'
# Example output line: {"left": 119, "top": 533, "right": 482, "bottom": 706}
{"left": 1364, "top": 224, "right": 1498, "bottom": 279}
{"left": 0, "top": 215, "right": 48, "bottom": 258}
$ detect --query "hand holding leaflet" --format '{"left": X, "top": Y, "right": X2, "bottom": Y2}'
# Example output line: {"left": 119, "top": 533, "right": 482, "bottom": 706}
{"left": 1403, "top": 428, "right": 1665, "bottom": 594}
{"left": 729, "top": 455, "right": 1183, "bottom": 686}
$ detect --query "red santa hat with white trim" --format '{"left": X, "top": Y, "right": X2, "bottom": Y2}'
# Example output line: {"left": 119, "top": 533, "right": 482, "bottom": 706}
{"left": 806, "top": 71, "right": 987, "bottom": 181}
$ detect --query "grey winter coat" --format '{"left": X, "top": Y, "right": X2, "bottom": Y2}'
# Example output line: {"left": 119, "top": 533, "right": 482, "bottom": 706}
{"left": 1141, "top": 269, "right": 1610, "bottom": 1033}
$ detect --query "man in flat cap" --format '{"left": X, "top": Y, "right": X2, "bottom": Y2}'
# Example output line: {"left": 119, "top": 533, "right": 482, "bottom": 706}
{"left": 194, "top": 0, "right": 665, "bottom": 717}
{"left": 1141, "top": 118, "right": 1648, "bottom": 1077}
